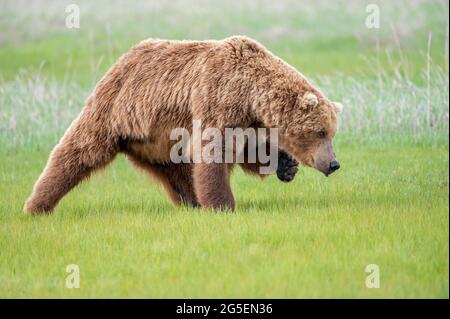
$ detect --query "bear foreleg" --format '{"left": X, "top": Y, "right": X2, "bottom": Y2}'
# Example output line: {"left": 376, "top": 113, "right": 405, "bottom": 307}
{"left": 239, "top": 141, "right": 299, "bottom": 182}
{"left": 193, "top": 162, "right": 235, "bottom": 211}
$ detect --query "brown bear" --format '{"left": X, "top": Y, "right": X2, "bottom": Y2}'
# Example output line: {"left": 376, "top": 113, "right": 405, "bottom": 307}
{"left": 24, "top": 36, "right": 341, "bottom": 214}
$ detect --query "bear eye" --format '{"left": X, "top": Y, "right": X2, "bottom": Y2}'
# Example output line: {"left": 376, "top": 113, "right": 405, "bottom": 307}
{"left": 318, "top": 130, "right": 326, "bottom": 138}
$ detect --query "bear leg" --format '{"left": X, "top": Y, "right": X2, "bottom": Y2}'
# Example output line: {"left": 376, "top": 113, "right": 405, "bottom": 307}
{"left": 276, "top": 149, "right": 299, "bottom": 182}
{"left": 128, "top": 156, "right": 199, "bottom": 207}
{"left": 239, "top": 141, "right": 299, "bottom": 182}
{"left": 24, "top": 117, "right": 118, "bottom": 215}
{"left": 193, "top": 162, "right": 235, "bottom": 211}
{"left": 160, "top": 163, "right": 199, "bottom": 207}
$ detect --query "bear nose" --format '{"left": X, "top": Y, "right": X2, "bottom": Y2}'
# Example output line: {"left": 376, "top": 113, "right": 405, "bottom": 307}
{"left": 329, "top": 160, "right": 340, "bottom": 173}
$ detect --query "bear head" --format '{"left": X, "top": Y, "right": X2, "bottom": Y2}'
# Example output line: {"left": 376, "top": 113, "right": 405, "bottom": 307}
{"left": 254, "top": 73, "right": 343, "bottom": 176}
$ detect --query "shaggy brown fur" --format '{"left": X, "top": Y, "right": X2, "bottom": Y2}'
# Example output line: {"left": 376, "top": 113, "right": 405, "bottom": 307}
{"left": 25, "top": 36, "right": 340, "bottom": 214}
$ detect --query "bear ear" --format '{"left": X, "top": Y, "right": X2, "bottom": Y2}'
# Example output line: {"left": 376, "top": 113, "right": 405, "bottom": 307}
{"left": 333, "top": 102, "right": 344, "bottom": 113}
{"left": 302, "top": 92, "right": 318, "bottom": 108}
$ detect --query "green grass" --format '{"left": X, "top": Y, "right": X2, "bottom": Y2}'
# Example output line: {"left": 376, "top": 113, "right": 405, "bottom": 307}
{"left": 0, "top": 145, "right": 448, "bottom": 298}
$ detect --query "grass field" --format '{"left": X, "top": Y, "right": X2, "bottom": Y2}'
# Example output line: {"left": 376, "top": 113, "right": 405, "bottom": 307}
{"left": 0, "top": 145, "right": 448, "bottom": 298}
{"left": 0, "top": 0, "right": 448, "bottom": 298}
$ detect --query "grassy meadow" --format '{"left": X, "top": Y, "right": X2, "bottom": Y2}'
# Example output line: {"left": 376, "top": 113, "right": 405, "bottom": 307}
{"left": 0, "top": 0, "right": 448, "bottom": 298}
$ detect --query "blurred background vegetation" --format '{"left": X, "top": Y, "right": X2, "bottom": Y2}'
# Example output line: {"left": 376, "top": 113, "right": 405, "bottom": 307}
{"left": 0, "top": 0, "right": 448, "bottom": 149}
{"left": 0, "top": 0, "right": 448, "bottom": 148}
{"left": 0, "top": 0, "right": 448, "bottom": 81}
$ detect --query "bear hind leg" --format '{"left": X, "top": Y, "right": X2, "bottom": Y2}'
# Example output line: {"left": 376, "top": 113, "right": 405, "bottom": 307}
{"left": 127, "top": 156, "right": 199, "bottom": 207}
{"left": 24, "top": 120, "right": 118, "bottom": 215}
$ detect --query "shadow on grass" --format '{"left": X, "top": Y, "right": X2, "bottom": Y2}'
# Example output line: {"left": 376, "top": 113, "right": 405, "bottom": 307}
{"left": 48, "top": 198, "right": 177, "bottom": 219}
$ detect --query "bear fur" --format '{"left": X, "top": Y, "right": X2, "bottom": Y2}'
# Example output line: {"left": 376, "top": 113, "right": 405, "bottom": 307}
{"left": 24, "top": 36, "right": 340, "bottom": 214}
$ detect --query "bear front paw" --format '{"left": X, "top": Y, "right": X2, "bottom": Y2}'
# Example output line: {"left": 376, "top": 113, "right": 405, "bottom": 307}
{"left": 277, "top": 150, "right": 299, "bottom": 182}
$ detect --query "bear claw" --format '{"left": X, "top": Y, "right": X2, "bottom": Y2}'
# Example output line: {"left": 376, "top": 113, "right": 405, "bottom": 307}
{"left": 277, "top": 150, "right": 299, "bottom": 182}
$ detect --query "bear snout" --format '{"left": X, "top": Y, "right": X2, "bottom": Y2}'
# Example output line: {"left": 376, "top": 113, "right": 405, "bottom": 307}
{"left": 324, "top": 160, "right": 340, "bottom": 176}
